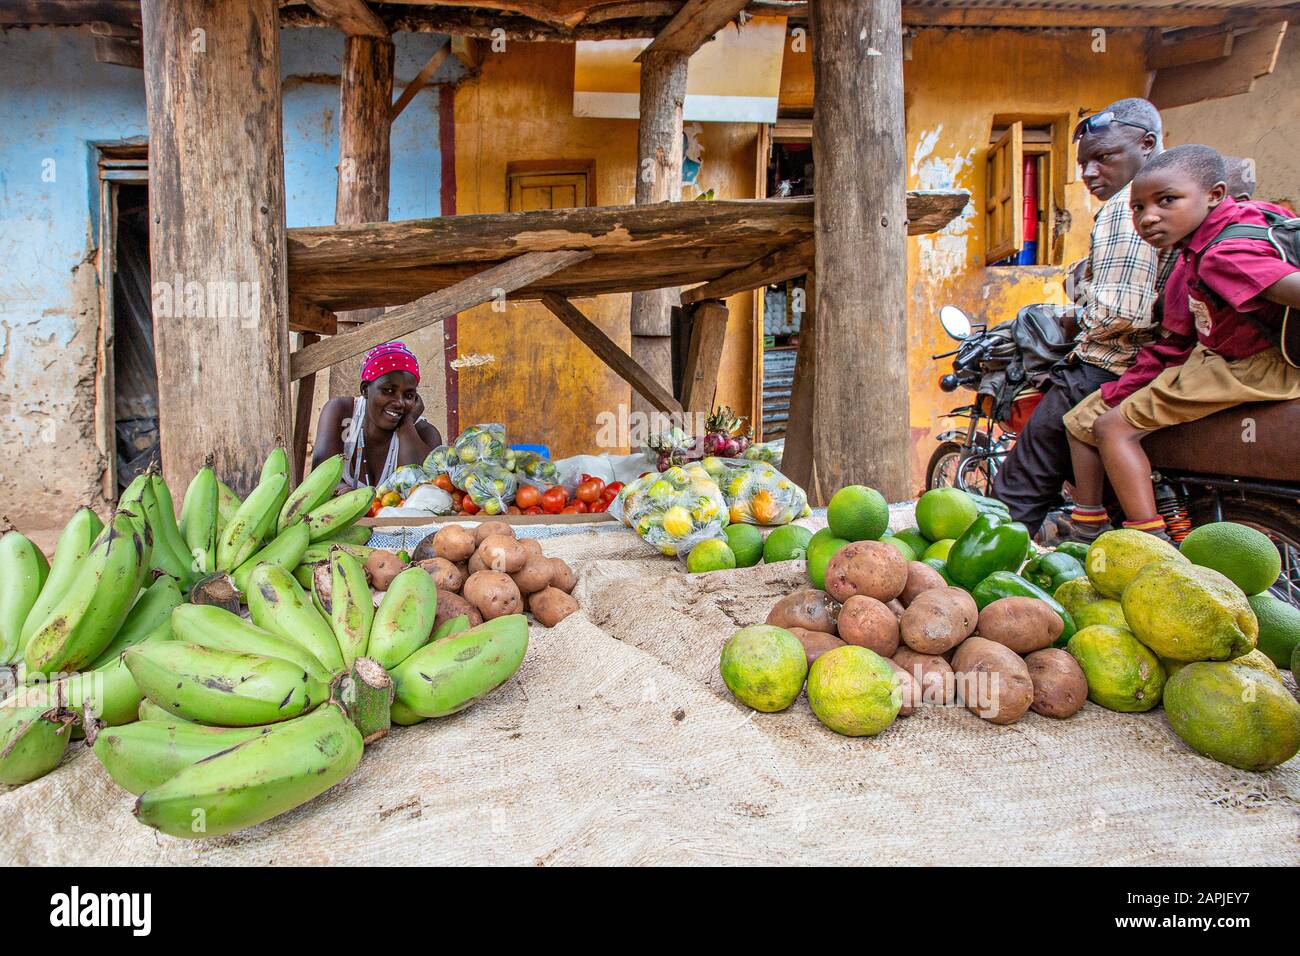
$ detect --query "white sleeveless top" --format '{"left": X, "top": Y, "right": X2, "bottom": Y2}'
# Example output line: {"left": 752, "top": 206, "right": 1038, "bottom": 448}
{"left": 341, "top": 396, "right": 427, "bottom": 489}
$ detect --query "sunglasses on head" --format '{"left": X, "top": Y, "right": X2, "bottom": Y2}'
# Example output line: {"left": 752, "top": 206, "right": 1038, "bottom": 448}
{"left": 1072, "top": 111, "right": 1153, "bottom": 142}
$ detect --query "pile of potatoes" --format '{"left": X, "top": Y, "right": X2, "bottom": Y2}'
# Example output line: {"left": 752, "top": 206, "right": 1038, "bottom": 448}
{"left": 401, "top": 521, "right": 580, "bottom": 628}
{"left": 765, "top": 542, "right": 1087, "bottom": 726}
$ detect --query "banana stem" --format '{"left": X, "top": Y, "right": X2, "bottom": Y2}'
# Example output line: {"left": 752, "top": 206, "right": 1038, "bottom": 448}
{"left": 189, "top": 573, "right": 241, "bottom": 613}
{"left": 334, "top": 657, "right": 393, "bottom": 745}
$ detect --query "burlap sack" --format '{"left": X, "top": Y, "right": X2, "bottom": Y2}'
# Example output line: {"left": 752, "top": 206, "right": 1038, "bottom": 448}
{"left": 2, "top": 519, "right": 1297, "bottom": 865}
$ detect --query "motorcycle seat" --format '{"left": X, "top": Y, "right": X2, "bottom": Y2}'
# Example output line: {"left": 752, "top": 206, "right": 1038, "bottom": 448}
{"left": 1145, "top": 399, "right": 1300, "bottom": 484}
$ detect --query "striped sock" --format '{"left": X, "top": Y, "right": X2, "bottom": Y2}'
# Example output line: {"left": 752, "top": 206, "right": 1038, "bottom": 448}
{"left": 1123, "top": 516, "right": 1167, "bottom": 533}
{"left": 1070, "top": 504, "right": 1109, "bottom": 525}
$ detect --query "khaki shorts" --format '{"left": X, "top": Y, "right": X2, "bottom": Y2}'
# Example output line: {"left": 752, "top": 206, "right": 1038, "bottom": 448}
{"left": 1065, "top": 344, "right": 1300, "bottom": 447}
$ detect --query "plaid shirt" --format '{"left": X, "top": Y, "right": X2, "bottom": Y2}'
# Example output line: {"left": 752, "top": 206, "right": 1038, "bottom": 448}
{"left": 1069, "top": 183, "right": 1177, "bottom": 374}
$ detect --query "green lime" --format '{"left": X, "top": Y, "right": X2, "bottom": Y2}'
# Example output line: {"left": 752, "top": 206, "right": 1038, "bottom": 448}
{"left": 922, "top": 538, "right": 955, "bottom": 561}
{"left": 686, "top": 539, "right": 737, "bottom": 574}
{"left": 764, "top": 524, "right": 814, "bottom": 564}
{"left": 881, "top": 535, "right": 916, "bottom": 561}
{"left": 893, "top": 527, "right": 931, "bottom": 554}
{"left": 827, "top": 485, "right": 889, "bottom": 542}
{"left": 724, "top": 524, "right": 765, "bottom": 568}
{"left": 807, "top": 534, "right": 850, "bottom": 590}
{"left": 1247, "top": 592, "right": 1300, "bottom": 669}
{"left": 915, "top": 487, "right": 979, "bottom": 542}
{"left": 1180, "top": 522, "right": 1282, "bottom": 596}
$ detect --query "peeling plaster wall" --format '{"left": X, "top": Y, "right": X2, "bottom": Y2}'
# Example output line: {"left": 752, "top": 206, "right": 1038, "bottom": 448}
{"left": 0, "top": 27, "right": 450, "bottom": 531}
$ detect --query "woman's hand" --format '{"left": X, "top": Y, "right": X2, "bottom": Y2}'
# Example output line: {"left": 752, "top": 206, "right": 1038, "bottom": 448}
{"left": 398, "top": 393, "right": 426, "bottom": 432}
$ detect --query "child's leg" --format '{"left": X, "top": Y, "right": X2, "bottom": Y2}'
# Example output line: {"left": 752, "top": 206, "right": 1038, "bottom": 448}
{"left": 1092, "top": 409, "right": 1163, "bottom": 532}
{"left": 1060, "top": 390, "right": 1114, "bottom": 541}
{"left": 1067, "top": 433, "right": 1105, "bottom": 506}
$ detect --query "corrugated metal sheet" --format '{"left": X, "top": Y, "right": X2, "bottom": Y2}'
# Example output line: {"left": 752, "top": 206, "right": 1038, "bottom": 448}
{"left": 761, "top": 346, "right": 797, "bottom": 438}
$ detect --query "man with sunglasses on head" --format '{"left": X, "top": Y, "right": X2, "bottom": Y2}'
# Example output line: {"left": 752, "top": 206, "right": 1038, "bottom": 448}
{"left": 990, "top": 97, "right": 1177, "bottom": 542}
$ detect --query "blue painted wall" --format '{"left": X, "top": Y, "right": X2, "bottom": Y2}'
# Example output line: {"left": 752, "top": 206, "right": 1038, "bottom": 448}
{"left": 0, "top": 26, "right": 458, "bottom": 525}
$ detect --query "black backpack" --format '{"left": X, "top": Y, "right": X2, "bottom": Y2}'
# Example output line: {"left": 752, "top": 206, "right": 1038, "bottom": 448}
{"left": 1200, "top": 208, "right": 1300, "bottom": 367}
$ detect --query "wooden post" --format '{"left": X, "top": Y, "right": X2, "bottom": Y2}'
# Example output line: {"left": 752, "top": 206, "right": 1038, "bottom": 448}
{"left": 328, "top": 33, "right": 395, "bottom": 399}
{"left": 680, "top": 300, "right": 729, "bottom": 414}
{"left": 629, "top": 48, "right": 689, "bottom": 419}
{"left": 140, "top": 0, "right": 291, "bottom": 494}
{"left": 808, "top": 0, "right": 911, "bottom": 501}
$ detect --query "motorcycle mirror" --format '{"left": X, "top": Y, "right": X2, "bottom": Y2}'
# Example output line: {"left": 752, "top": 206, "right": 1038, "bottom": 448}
{"left": 939, "top": 305, "right": 972, "bottom": 340}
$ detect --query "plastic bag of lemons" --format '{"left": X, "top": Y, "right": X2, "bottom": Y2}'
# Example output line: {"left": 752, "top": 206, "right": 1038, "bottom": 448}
{"left": 452, "top": 423, "right": 507, "bottom": 466}
{"left": 696, "top": 457, "right": 810, "bottom": 526}
{"left": 610, "top": 464, "right": 729, "bottom": 557}
{"left": 449, "top": 460, "right": 518, "bottom": 515}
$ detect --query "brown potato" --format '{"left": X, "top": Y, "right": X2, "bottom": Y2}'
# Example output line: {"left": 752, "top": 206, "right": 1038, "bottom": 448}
{"left": 899, "top": 587, "right": 978, "bottom": 655}
{"left": 364, "top": 550, "right": 407, "bottom": 591}
{"left": 887, "top": 599, "right": 905, "bottom": 621}
{"left": 836, "top": 595, "right": 900, "bottom": 656}
{"left": 547, "top": 558, "right": 576, "bottom": 594}
{"left": 463, "top": 570, "right": 522, "bottom": 621}
{"left": 951, "top": 637, "right": 1034, "bottom": 725}
{"left": 892, "top": 648, "right": 956, "bottom": 705}
{"left": 1025, "top": 648, "right": 1087, "bottom": 719}
{"left": 520, "top": 538, "right": 544, "bottom": 558}
{"left": 417, "top": 557, "right": 466, "bottom": 593}
{"left": 824, "top": 541, "right": 908, "bottom": 604}
{"left": 766, "top": 588, "right": 841, "bottom": 635}
{"left": 468, "top": 551, "right": 487, "bottom": 575}
{"left": 432, "top": 524, "right": 476, "bottom": 562}
{"left": 886, "top": 659, "right": 920, "bottom": 717}
{"left": 977, "top": 596, "right": 1064, "bottom": 654}
{"left": 411, "top": 531, "right": 438, "bottom": 563}
{"left": 787, "top": 627, "right": 846, "bottom": 668}
{"left": 434, "top": 589, "right": 482, "bottom": 630}
{"left": 511, "top": 554, "right": 553, "bottom": 594}
{"left": 899, "top": 561, "right": 947, "bottom": 607}
{"left": 473, "top": 521, "right": 514, "bottom": 546}
{"left": 529, "top": 587, "right": 579, "bottom": 627}
{"left": 477, "top": 534, "right": 528, "bottom": 573}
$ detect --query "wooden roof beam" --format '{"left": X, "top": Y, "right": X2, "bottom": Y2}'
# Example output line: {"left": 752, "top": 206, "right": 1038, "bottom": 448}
{"left": 679, "top": 238, "right": 813, "bottom": 304}
{"left": 389, "top": 41, "right": 451, "bottom": 121}
{"left": 302, "top": 0, "right": 387, "bottom": 37}
{"left": 638, "top": 0, "right": 749, "bottom": 57}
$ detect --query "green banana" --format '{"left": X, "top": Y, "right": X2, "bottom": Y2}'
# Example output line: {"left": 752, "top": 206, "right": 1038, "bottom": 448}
{"left": 88, "top": 577, "right": 182, "bottom": 669}
{"left": 292, "top": 563, "right": 319, "bottom": 589}
{"left": 216, "top": 481, "right": 241, "bottom": 535}
{"left": 303, "top": 486, "right": 374, "bottom": 543}
{"left": 24, "top": 514, "right": 145, "bottom": 677}
{"left": 257, "top": 448, "right": 291, "bottom": 543}
{"left": 117, "top": 474, "right": 151, "bottom": 535}
{"left": 215, "top": 473, "right": 287, "bottom": 572}
{"left": 150, "top": 475, "right": 192, "bottom": 574}
{"left": 246, "top": 563, "right": 345, "bottom": 674}
{"left": 367, "top": 568, "right": 438, "bottom": 670}
{"left": 139, "top": 478, "right": 191, "bottom": 585}
{"left": 389, "top": 698, "right": 426, "bottom": 726}
{"left": 125, "top": 641, "right": 328, "bottom": 727}
{"left": 391, "top": 615, "right": 528, "bottom": 719}
{"left": 94, "top": 720, "right": 268, "bottom": 795}
{"left": 1, "top": 531, "right": 49, "bottom": 664}
{"left": 0, "top": 705, "right": 73, "bottom": 786}
{"left": 139, "top": 698, "right": 190, "bottom": 723}
{"left": 5, "top": 649, "right": 154, "bottom": 729}
{"left": 320, "top": 525, "right": 373, "bottom": 547}
{"left": 171, "top": 603, "right": 330, "bottom": 685}
{"left": 179, "top": 463, "right": 219, "bottom": 577}
{"left": 134, "top": 701, "right": 363, "bottom": 839}
{"left": 278, "top": 454, "right": 344, "bottom": 535}
{"left": 320, "top": 550, "right": 373, "bottom": 670}
{"left": 20, "top": 508, "right": 103, "bottom": 651}
{"left": 432, "top": 614, "right": 471, "bottom": 641}
{"left": 300, "top": 542, "right": 375, "bottom": 566}
{"left": 231, "top": 523, "right": 311, "bottom": 596}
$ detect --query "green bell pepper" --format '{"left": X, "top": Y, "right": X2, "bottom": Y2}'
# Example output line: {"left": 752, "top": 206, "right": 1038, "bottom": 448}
{"left": 922, "top": 557, "right": 953, "bottom": 586}
{"left": 1023, "top": 551, "right": 1085, "bottom": 592}
{"left": 945, "top": 513, "right": 1032, "bottom": 591}
{"left": 1054, "top": 541, "right": 1090, "bottom": 564}
{"left": 971, "top": 570, "right": 1077, "bottom": 646}
{"left": 967, "top": 492, "right": 1012, "bottom": 519}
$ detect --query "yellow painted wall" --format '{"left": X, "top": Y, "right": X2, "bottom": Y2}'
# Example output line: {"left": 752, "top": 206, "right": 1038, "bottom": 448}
{"left": 778, "top": 28, "right": 1152, "bottom": 491}
{"left": 452, "top": 43, "right": 758, "bottom": 458}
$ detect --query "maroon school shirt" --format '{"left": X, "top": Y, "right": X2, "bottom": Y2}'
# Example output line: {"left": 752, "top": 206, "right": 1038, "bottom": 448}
{"left": 1100, "top": 259, "right": 1197, "bottom": 405}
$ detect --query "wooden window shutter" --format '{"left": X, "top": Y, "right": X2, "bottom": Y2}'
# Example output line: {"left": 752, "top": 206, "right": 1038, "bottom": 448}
{"left": 508, "top": 171, "right": 589, "bottom": 211}
{"left": 985, "top": 121, "right": 1024, "bottom": 265}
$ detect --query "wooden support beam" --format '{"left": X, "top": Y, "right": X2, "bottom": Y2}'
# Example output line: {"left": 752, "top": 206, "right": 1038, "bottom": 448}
{"left": 292, "top": 333, "right": 320, "bottom": 484}
{"left": 540, "top": 292, "right": 683, "bottom": 415}
{"left": 450, "top": 35, "right": 483, "bottom": 73}
{"left": 639, "top": 0, "right": 749, "bottom": 57}
{"left": 0, "top": 1, "right": 141, "bottom": 26}
{"left": 94, "top": 35, "right": 143, "bottom": 68}
{"left": 289, "top": 296, "right": 338, "bottom": 336}
{"left": 1148, "top": 29, "right": 1234, "bottom": 71}
{"left": 809, "top": 0, "right": 910, "bottom": 501}
{"left": 389, "top": 42, "right": 451, "bottom": 121}
{"left": 680, "top": 300, "right": 729, "bottom": 413}
{"left": 781, "top": 270, "right": 821, "bottom": 504}
{"left": 680, "top": 238, "right": 814, "bottom": 305}
{"left": 1150, "top": 21, "right": 1289, "bottom": 109}
{"left": 141, "top": 0, "right": 291, "bottom": 494}
{"left": 292, "top": 250, "right": 592, "bottom": 381}
{"left": 303, "top": 0, "right": 386, "bottom": 38}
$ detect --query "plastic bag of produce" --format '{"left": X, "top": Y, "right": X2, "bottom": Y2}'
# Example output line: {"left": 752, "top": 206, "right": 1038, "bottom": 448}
{"left": 511, "top": 450, "right": 560, "bottom": 489}
{"left": 401, "top": 482, "right": 455, "bottom": 515}
{"left": 610, "top": 465, "right": 728, "bottom": 558}
{"left": 422, "top": 445, "right": 455, "bottom": 476}
{"left": 450, "top": 460, "right": 518, "bottom": 516}
{"left": 377, "top": 464, "right": 430, "bottom": 498}
{"left": 452, "top": 423, "right": 507, "bottom": 465}
{"left": 698, "top": 457, "right": 809, "bottom": 526}
{"left": 742, "top": 441, "right": 783, "bottom": 467}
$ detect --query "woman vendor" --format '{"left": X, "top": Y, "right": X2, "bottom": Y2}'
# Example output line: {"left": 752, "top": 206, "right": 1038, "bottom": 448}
{"left": 313, "top": 341, "right": 442, "bottom": 489}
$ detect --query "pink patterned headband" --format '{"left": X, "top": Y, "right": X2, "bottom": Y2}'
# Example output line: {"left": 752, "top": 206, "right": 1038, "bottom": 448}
{"left": 361, "top": 342, "right": 420, "bottom": 385}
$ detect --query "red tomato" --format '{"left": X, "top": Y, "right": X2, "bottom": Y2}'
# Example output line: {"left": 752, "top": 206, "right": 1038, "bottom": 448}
{"left": 541, "top": 486, "right": 567, "bottom": 514}
{"left": 604, "top": 481, "right": 624, "bottom": 496}
{"left": 590, "top": 500, "right": 608, "bottom": 513}
{"left": 434, "top": 474, "right": 453, "bottom": 492}
{"left": 462, "top": 498, "right": 480, "bottom": 516}
{"left": 560, "top": 505, "right": 581, "bottom": 514}
{"left": 573, "top": 501, "right": 589, "bottom": 514}
{"left": 524, "top": 505, "right": 544, "bottom": 516}
{"left": 507, "top": 506, "right": 522, "bottom": 515}
{"left": 515, "top": 485, "right": 542, "bottom": 509}
{"left": 575, "top": 478, "right": 604, "bottom": 504}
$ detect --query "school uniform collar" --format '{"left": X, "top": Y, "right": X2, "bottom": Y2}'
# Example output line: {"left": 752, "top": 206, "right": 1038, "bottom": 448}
{"left": 1183, "top": 196, "right": 1242, "bottom": 255}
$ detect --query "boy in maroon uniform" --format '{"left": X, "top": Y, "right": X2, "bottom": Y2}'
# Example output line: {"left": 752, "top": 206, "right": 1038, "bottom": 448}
{"left": 1061, "top": 144, "right": 1300, "bottom": 539}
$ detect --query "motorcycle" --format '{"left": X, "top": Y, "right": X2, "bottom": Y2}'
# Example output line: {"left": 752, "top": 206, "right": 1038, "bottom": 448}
{"left": 927, "top": 304, "right": 1300, "bottom": 608}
